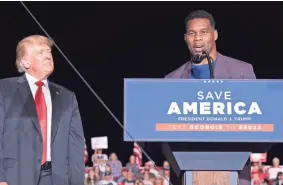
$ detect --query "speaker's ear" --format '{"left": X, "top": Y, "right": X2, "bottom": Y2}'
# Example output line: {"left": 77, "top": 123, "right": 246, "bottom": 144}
{"left": 184, "top": 33, "right": 187, "bottom": 43}
{"left": 214, "top": 30, "right": 218, "bottom": 41}
{"left": 20, "top": 58, "right": 31, "bottom": 69}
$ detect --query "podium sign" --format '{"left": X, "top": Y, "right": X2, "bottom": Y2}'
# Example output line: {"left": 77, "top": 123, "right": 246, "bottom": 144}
{"left": 124, "top": 79, "right": 283, "bottom": 142}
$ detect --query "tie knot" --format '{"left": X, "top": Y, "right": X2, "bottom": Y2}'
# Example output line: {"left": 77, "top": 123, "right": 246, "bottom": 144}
{"left": 35, "top": 81, "right": 44, "bottom": 87}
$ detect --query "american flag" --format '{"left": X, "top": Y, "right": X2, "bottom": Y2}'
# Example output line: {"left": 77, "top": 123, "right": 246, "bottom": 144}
{"left": 133, "top": 142, "right": 142, "bottom": 167}
{"left": 84, "top": 139, "right": 88, "bottom": 164}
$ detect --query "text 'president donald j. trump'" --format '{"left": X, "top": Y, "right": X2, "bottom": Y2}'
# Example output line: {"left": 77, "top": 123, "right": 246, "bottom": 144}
{"left": 0, "top": 35, "right": 85, "bottom": 185}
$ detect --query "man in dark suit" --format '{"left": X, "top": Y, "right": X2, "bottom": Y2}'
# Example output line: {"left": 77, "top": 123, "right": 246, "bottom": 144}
{"left": 0, "top": 35, "right": 85, "bottom": 185}
{"left": 165, "top": 10, "right": 255, "bottom": 185}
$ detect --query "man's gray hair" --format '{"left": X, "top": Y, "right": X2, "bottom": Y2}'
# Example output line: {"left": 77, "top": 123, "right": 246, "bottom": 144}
{"left": 15, "top": 35, "right": 54, "bottom": 73}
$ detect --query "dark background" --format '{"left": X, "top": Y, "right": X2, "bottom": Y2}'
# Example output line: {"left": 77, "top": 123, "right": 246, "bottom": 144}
{"left": 0, "top": 1, "right": 282, "bottom": 180}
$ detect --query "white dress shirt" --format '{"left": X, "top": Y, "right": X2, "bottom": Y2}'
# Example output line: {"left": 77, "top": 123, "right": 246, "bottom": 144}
{"left": 25, "top": 72, "right": 52, "bottom": 162}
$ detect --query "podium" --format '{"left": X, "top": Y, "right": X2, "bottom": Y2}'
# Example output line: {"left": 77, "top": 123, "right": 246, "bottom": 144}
{"left": 124, "top": 79, "right": 283, "bottom": 185}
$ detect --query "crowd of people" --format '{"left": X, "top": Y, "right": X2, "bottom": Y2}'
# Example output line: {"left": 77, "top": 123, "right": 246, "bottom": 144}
{"left": 251, "top": 157, "right": 283, "bottom": 185}
{"left": 84, "top": 149, "right": 283, "bottom": 185}
{"left": 84, "top": 149, "right": 170, "bottom": 185}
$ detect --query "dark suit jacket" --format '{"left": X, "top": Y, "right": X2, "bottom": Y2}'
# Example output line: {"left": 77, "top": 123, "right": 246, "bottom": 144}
{"left": 165, "top": 52, "right": 256, "bottom": 79}
{"left": 0, "top": 74, "right": 85, "bottom": 185}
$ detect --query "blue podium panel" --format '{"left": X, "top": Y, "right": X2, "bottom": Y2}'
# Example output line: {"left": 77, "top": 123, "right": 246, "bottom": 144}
{"left": 173, "top": 152, "right": 250, "bottom": 171}
{"left": 124, "top": 79, "right": 283, "bottom": 142}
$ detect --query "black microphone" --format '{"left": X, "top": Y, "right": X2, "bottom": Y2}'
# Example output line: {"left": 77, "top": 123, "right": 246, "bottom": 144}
{"left": 191, "top": 49, "right": 214, "bottom": 79}
{"left": 191, "top": 54, "right": 205, "bottom": 64}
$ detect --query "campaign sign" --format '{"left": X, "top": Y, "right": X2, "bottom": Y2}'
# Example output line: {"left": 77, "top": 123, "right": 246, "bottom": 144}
{"left": 124, "top": 79, "right": 283, "bottom": 142}
{"left": 250, "top": 153, "right": 267, "bottom": 162}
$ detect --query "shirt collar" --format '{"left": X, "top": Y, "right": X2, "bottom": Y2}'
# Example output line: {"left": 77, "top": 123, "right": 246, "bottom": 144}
{"left": 25, "top": 72, "right": 49, "bottom": 88}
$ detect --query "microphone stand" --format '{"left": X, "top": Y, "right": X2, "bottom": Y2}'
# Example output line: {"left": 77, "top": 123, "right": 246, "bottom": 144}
{"left": 202, "top": 50, "right": 214, "bottom": 79}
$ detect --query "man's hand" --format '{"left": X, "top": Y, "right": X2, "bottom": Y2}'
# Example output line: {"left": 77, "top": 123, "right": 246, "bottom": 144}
{"left": 0, "top": 182, "right": 8, "bottom": 185}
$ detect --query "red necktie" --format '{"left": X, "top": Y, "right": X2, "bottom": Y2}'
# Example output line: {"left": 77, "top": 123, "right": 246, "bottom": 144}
{"left": 35, "top": 81, "right": 47, "bottom": 165}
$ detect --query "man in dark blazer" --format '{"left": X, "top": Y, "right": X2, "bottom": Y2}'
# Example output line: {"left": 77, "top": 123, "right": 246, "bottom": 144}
{"left": 0, "top": 35, "right": 85, "bottom": 185}
{"left": 165, "top": 10, "right": 256, "bottom": 185}
{"left": 166, "top": 10, "right": 256, "bottom": 80}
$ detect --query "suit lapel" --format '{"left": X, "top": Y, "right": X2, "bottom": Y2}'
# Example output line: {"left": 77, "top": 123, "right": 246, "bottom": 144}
{"left": 181, "top": 62, "right": 192, "bottom": 79}
{"left": 49, "top": 82, "right": 62, "bottom": 144}
{"left": 213, "top": 53, "right": 231, "bottom": 79}
{"left": 17, "top": 74, "right": 42, "bottom": 136}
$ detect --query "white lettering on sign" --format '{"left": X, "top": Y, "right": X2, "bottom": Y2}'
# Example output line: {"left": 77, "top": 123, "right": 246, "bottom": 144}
{"left": 167, "top": 91, "right": 262, "bottom": 115}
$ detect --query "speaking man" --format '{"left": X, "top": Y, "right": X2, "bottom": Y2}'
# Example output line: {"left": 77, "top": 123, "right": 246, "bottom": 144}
{"left": 0, "top": 35, "right": 85, "bottom": 185}
{"left": 165, "top": 10, "right": 256, "bottom": 185}
{"left": 165, "top": 10, "right": 256, "bottom": 79}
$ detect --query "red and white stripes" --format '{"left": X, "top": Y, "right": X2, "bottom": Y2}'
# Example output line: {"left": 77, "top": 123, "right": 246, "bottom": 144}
{"left": 133, "top": 142, "right": 142, "bottom": 167}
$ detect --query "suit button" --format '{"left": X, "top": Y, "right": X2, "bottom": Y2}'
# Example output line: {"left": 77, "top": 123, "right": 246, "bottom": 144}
{"left": 37, "top": 159, "right": 41, "bottom": 163}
